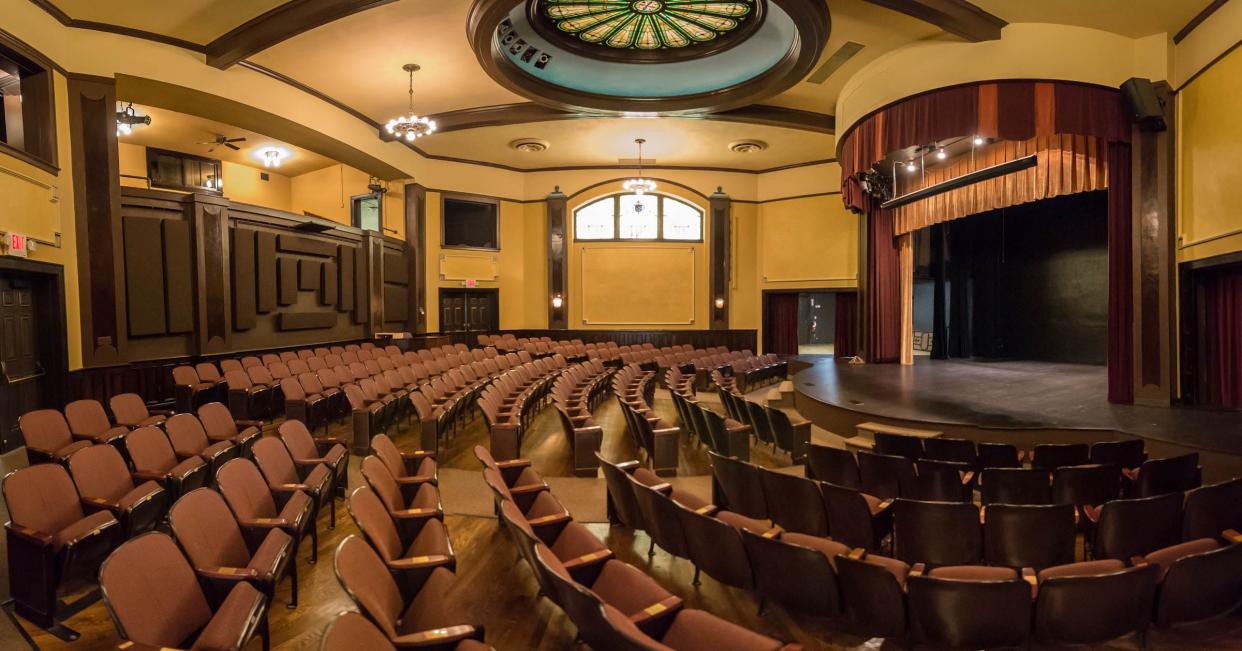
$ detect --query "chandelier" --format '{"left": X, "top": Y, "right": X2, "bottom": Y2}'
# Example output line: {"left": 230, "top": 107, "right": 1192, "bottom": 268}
{"left": 623, "top": 138, "right": 656, "bottom": 196}
{"left": 385, "top": 63, "right": 436, "bottom": 141}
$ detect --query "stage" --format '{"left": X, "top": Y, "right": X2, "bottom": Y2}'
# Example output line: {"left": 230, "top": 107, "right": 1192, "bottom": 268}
{"left": 791, "top": 357, "right": 1242, "bottom": 476}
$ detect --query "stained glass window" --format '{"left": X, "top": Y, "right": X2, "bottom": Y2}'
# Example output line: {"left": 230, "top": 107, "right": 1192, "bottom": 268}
{"left": 540, "top": 0, "right": 754, "bottom": 50}
{"left": 574, "top": 193, "right": 702, "bottom": 241}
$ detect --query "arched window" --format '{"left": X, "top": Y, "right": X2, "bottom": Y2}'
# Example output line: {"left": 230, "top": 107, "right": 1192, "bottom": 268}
{"left": 573, "top": 192, "right": 703, "bottom": 242}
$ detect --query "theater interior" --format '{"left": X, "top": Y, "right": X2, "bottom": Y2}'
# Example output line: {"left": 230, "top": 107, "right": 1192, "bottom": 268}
{"left": 2, "top": 1, "right": 1242, "bottom": 649}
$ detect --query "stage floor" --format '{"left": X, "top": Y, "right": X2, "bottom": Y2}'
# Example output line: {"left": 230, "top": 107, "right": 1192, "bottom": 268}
{"left": 793, "top": 357, "right": 1242, "bottom": 456}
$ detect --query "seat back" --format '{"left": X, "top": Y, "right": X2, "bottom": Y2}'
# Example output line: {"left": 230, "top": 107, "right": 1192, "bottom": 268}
{"left": 1182, "top": 477, "right": 1242, "bottom": 541}
{"left": 532, "top": 547, "right": 648, "bottom": 651}
{"left": 977, "top": 442, "right": 1021, "bottom": 468}
{"left": 894, "top": 499, "right": 981, "bottom": 566}
{"left": 18, "top": 408, "right": 74, "bottom": 452}
{"left": 197, "top": 402, "right": 239, "bottom": 439}
{"left": 68, "top": 444, "right": 134, "bottom": 502}
{"left": 758, "top": 468, "right": 828, "bottom": 536}
{"left": 1095, "top": 492, "right": 1183, "bottom": 560}
{"left": 99, "top": 532, "right": 213, "bottom": 647}
{"left": 345, "top": 486, "right": 403, "bottom": 562}
{"left": 739, "top": 529, "right": 841, "bottom": 616}
{"left": 109, "top": 393, "right": 152, "bottom": 427}
{"left": 980, "top": 467, "right": 1052, "bottom": 505}
{"left": 1135, "top": 453, "right": 1200, "bottom": 498}
{"left": 372, "top": 435, "right": 411, "bottom": 481}
{"left": 125, "top": 426, "right": 178, "bottom": 474}
{"left": 873, "top": 432, "right": 923, "bottom": 459}
{"left": 278, "top": 419, "right": 318, "bottom": 460}
{"left": 168, "top": 488, "right": 250, "bottom": 570}
{"left": 164, "top": 413, "right": 209, "bottom": 454}
{"left": 1034, "top": 563, "right": 1160, "bottom": 644}
{"left": 806, "top": 444, "right": 860, "bottom": 488}
{"left": 65, "top": 399, "right": 112, "bottom": 436}
{"left": 320, "top": 611, "right": 399, "bottom": 651}
{"left": 333, "top": 535, "right": 403, "bottom": 638}
{"left": 674, "top": 504, "right": 754, "bottom": 591}
{"left": 252, "top": 436, "right": 298, "bottom": 485}
{"left": 907, "top": 574, "right": 1031, "bottom": 649}
{"left": 1155, "top": 540, "right": 1242, "bottom": 626}
{"left": 215, "top": 458, "right": 279, "bottom": 520}
{"left": 597, "top": 454, "right": 645, "bottom": 529}
{"left": 984, "top": 504, "right": 1076, "bottom": 570}
{"left": 1089, "top": 439, "right": 1145, "bottom": 469}
{"left": 922, "top": 437, "right": 977, "bottom": 466}
{"left": 630, "top": 479, "right": 691, "bottom": 559}
{"left": 821, "top": 481, "right": 882, "bottom": 552}
{"left": 857, "top": 450, "right": 916, "bottom": 499}
{"left": 1032, "top": 443, "right": 1090, "bottom": 470}
{"left": 767, "top": 408, "right": 808, "bottom": 462}
{"left": 1051, "top": 464, "right": 1120, "bottom": 507}
{"left": 172, "top": 365, "right": 201, "bottom": 386}
{"left": 360, "top": 455, "right": 407, "bottom": 513}
{"left": 2, "top": 463, "right": 85, "bottom": 538}
{"left": 836, "top": 553, "right": 909, "bottom": 639}
{"left": 912, "top": 459, "right": 971, "bottom": 502}
{"left": 707, "top": 451, "right": 768, "bottom": 519}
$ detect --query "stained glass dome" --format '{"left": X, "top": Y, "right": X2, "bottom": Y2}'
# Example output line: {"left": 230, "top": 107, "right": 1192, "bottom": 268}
{"left": 538, "top": 0, "right": 756, "bottom": 51}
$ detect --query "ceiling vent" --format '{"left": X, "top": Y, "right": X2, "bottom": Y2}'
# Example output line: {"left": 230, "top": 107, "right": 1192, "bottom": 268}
{"left": 510, "top": 138, "right": 550, "bottom": 152}
{"left": 729, "top": 140, "right": 767, "bottom": 154}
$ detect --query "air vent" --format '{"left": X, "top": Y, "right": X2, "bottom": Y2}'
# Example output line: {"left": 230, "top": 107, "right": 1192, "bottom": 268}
{"left": 807, "top": 41, "right": 865, "bottom": 84}
{"left": 510, "top": 138, "right": 549, "bottom": 152}
{"left": 729, "top": 140, "right": 767, "bottom": 154}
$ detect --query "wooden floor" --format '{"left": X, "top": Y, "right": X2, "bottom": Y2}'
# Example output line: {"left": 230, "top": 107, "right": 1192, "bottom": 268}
{"left": 5, "top": 385, "right": 1242, "bottom": 650}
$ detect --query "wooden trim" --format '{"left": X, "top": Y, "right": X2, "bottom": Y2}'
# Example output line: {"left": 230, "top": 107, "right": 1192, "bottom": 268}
{"left": 1174, "top": 0, "right": 1231, "bottom": 44}
{"left": 421, "top": 102, "right": 835, "bottom": 135}
{"left": 440, "top": 192, "right": 501, "bottom": 251}
{"left": 1176, "top": 37, "right": 1242, "bottom": 92}
{"left": 28, "top": 0, "right": 206, "bottom": 52}
{"left": 547, "top": 190, "right": 568, "bottom": 329}
{"left": 495, "top": 327, "right": 757, "bottom": 352}
{"left": 863, "top": 0, "right": 1006, "bottom": 42}
{"left": 710, "top": 190, "right": 731, "bottom": 330}
{"left": 206, "top": 0, "right": 398, "bottom": 69}
{"left": 404, "top": 183, "right": 427, "bottom": 333}
{"left": 0, "top": 28, "right": 60, "bottom": 173}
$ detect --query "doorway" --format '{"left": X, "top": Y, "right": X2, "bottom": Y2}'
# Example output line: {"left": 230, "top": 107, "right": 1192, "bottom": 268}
{"left": 763, "top": 290, "right": 855, "bottom": 356}
{"left": 351, "top": 192, "right": 383, "bottom": 233}
{"left": 439, "top": 288, "right": 499, "bottom": 334}
{"left": 1179, "top": 253, "right": 1242, "bottom": 408}
{"left": 0, "top": 258, "right": 68, "bottom": 452}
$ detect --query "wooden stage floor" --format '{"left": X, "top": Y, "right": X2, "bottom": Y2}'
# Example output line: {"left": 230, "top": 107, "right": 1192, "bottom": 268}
{"left": 792, "top": 357, "right": 1242, "bottom": 457}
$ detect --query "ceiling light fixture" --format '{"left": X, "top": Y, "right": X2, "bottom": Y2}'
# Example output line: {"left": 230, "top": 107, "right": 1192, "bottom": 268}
{"left": 385, "top": 63, "right": 436, "bottom": 142}
{"left": 115, "top": 102, "right": 151, "bottom": 137}
{"left": 623, "top": 138, "right": 657, "bottom": 196}
{"left": 256, "top": 146, "right": 289, "bottom": 168}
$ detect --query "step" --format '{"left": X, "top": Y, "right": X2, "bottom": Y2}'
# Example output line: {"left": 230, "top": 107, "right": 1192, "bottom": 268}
{"left": 765, "top": 380, "right": 797, "bottom": 409}
{"left": 856, "top": 421, "right": 942, "bottom": 439}
{"left": 843, "top": 435, "right": 875, "bottom": 451}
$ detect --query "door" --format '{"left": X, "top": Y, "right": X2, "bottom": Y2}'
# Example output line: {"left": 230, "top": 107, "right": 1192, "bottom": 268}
{"left": 439, "top": 289, "right": 498, "bottom": 333}
{"left": 0, "top": 276, "right": 42, "bottom": 450}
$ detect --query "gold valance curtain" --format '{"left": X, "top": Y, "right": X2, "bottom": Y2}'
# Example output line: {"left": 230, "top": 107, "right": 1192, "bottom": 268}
{"left": 893, "top": 134, "right": 1109, "bottom": 236}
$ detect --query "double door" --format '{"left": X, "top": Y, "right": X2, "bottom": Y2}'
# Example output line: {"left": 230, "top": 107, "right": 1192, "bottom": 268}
{"left": 440, "top": 288, "right": 498, "bottom": 334}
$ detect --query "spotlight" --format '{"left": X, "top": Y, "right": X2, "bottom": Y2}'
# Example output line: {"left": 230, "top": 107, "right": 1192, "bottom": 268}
{"left": 973, "top": 136, "right": 985, "bottom": 146}
{"left": 905, "top": 160, "right": 917, "bottom": 173}
{"left": 936, "top": 148, "right": 946, "bottom": 160}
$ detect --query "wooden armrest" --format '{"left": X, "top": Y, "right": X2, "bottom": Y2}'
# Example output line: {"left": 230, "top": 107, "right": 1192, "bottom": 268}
{"left": 391, "top": 625, "right": 478, "bottom": 647}
{"left": 6, "top": 522, "right": 53, "bottom": 546}
{"left": 761, "top": 526, "right": 783, "bottom": 539}
{"left": 1021, "top": 567, "right": 1037, "bottom": 586}
{"left": 527, "top": 512, "right": 571, "bottom": 526}
{"left": 132, "top": 469, "right": 167, "bottom": 482}
{"left": 1130, "top": 556, "right": 1149, "bottom": 566}
{"left": 616, "top": 460, "right": 641, "bottom": 473}
{"left": 510, "top": 482, "right": 549, "bottom": 495}
{"left": 647, "top": 483, "right": 672, "bottom": 493}
{"left": 693, "top": 505, "right": 718, "bottom": 516}
{"left": 392, "top": 508, "right": 441, "bottom": 519}
{"left": 240, "top": 518, "right": 289, "bottom": 529}
{"left": 275, "top": 483, "right": 309, "bottom": 493}
{"left": 563, "top": 550, "right": 613, "bottom": 568}
{"left": 388, "top": 554, "right": 451, "bottom": 569}
{"left": 909, "top": 563, "right": 926, "bottom": 577}
{"left": 629, "top": 596, "right": 683, "bottom": 624}
{"left": 1224, "top": 529, "right": 1242, "bottom": 543}
{"left": 847, "top": 547, "right": 866, "bottom": 560}
{"left": 959, "top": 471, "right": 975, "bottom": 485}
{"left": 198, "top": 566, "right": 260, "bottom": 581}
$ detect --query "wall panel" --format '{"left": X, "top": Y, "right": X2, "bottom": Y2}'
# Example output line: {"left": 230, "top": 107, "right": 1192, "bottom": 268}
{"left": 579, "top": 246, "right": 697, "bottom": 326}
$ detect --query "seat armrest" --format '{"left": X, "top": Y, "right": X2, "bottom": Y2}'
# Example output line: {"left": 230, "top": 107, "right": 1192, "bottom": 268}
{"left": 1130, "top": 556, "right": 1149, "bottom": 566}
{"left": 132, "top": 469, "right": 167, "bottom": 483}
{"left": 400, "top": 449, "right": 436, "bottom": 461}
{"left": 239, "top": 517, "right": 291, "bottom": 530}
{"left": 562, "top": 549, "right": 613, "bottom": 569}
{"left": 390, "top": 625, "right": 479, "bottom": 648}
{"left": 847, "top": 548, "right": 866, "bottom": 560}
{"left": 647, "top": 483, "right": 673, "bottom": 494}
{"left": 527, "top": 512, "right": 572, "bottom": 527}
{"left": 391, "top": 507, "right": 442, "bottom": 520}
{"left": 616, "top": 460, "right": 641, "bottom": 473}
{"left": 81, "top": 496, "right": 120, "bottom": 514}
{"left": 387, "top": 554, "right": 451, "bottom": 570}
{"left": 198, "top": 566, "right": 261, "bottom": 581}
{"left": 63, "top": 516, "right": 120, "bottom": 547}
{"left": 1224, "top": 529, "right": 1242, "bottom": 543}
{"left": 5, "top": 522, "right": 53, "bottom": 547}
{"left": 692, "top": 504, "right": 718, "bottom": 517}
{"left": 495, "top": 458, "right": 532, "bottom": 469}
{"left": 509, "top": 482, "right": 549, "bottom": 495}
{"left": 628, "top": 596, "right": 683, "bottom": 626}
{"left": 909, "top": 563, "right": 926, "bottom": 577}
{"left": 274, "top": 482, "right": 311, "bottom": 494}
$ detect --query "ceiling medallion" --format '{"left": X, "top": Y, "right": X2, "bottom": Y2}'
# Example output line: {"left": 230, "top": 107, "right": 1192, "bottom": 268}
{"left": 540, "top": 0, "right": 755, "bottom": 50}
{"left": 729, "top": 139, "right": 766, "bottom": 153}
{"left": 510, "top": 138, "right": 550, "bottom": 152}
{"left": 384, "top": 64, "right": 437, "bottom": 142}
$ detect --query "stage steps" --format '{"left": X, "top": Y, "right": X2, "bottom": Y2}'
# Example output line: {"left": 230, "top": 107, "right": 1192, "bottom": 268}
{"left": 844, "top": 421, "right": 943, "bottom": 452}
{"left": 764, "top": 380, "right": 796, "bottom": 409}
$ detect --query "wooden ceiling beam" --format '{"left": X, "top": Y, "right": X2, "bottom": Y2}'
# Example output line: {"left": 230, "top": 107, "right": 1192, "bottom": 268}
{"left": 864, "top": 0, "right": 1007, "bottom": 42}
{"left": 205, "top": 0, "right": 397, "bottom": 69}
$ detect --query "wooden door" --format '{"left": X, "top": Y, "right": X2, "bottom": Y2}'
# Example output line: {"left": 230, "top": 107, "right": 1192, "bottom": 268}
{"left": 440, "top": 289, "right": 498, "bottom": 333}
{"left": 0, "top": 276, "right": 42, "bottom": 449}
{"left": 441, "top": 291, "right": 467, "bottom": 332}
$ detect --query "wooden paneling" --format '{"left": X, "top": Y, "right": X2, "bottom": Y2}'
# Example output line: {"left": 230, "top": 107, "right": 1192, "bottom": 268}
{"left": 338, "top": 245, "right": 355, "bottom": 312}
{"left": 163, "top": 219, "right": 194, "bottom": 334}
{"left": 383, "top": 251, "right": 408, "bottom": 286}
{"left": 123, "top": 217, "right": 166, "bottom": 336}
{"left": 547, "top": 190, "right": 568, "bottom": 329}
{"left": 321, "top": 261, "right": 338, "bottom": 306}
{"left": 256, "top": 230, "right": 277, "bottom": 313}
{"left": 500, "top": 328, "right": 757, "bottom": 352}
{"left": 195, "top": 197, "right": 231, "bottom": 353}
{"left": 299, "top": 259, "right": 322, "bottom": 291}
{"left": 383, "top": 285, "right": 408, "bottom": 323}
{"left": 278, "top": 311, "right": 338, "bottom": 331}
{"left": 279, "top": 257, "right": 298, "bottom": 306}
{"left": 231, "top": 228, "right": 257, "bottom": 331}
{"left": 278, "top": 233, "right": 337, "bottom": 257}
{"left": 353, "top": 238, "right": 368, "bottom": 325}
{"left": 405, "top": 183, "right": 427, "bottom": 333}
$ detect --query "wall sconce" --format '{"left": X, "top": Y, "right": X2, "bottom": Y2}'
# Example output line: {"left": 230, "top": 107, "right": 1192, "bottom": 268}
{"left": 552, "top": 294, "right": 564, "bottom": 309}
{"left": 714, "top": 297, "right": 726, "bottom": 309}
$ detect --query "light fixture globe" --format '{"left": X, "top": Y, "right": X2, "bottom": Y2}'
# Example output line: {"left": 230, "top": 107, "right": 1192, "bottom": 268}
{"left": 385, "top": 64, "right": 437, "bottom": 142}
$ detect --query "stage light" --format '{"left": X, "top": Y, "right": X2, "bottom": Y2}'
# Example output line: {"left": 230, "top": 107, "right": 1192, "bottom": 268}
{"left": 937, "top": 148, "right": 946, "bottom": 160}
{"left": 973, "top": 136, "right": 985, "bottom": 146}
{"left": 905, "top": 160, "right": 917, "bottom": 173}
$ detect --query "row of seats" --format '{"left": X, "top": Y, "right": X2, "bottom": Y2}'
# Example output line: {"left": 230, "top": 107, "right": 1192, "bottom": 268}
{"left": 614, "top": 363, "right": 680, "bottom": 476}
{"left": 671, "top": 372, "right": 807, "bottom": 464}
{"left": 602, "top": 450, "right": 1242, "bottom": 649}
{"left": 477, "top": 446, "right": 800, "bottom": 651}
{"left": 477, "top": 354, "right": 570, "bottom": 461}
{"left": 719, "top": 354, "right": 788, "bottom": 392}
{"left": 551, "top": 360, "right": 616, "bottom": 476}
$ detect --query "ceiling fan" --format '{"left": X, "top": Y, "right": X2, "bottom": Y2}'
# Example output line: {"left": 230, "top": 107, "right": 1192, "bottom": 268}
{"left": 197, "top": 133, "right": 247, "bottom": 152}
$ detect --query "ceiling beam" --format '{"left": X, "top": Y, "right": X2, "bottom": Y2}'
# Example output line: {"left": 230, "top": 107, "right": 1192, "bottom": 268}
{"left": 205, "top": 0, "right": 397, "bottom": 69}
{"left": 864, "top": 0, "right": 1007, "bottom": 42}
{"left": 1174, "top": 0, "right": 1231, "bottom": 44}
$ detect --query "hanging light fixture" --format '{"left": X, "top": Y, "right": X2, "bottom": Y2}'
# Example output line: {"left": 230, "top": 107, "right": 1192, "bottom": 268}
{"left": 623, "top": 138, "right": 657, "bottom": 197}
{"left": 385, "top": 63, "right": 436, "bottom": 142}
{"left": 262, "top": 149, "right": 282, "bottom": 168}
{"left": 115, "top": 102, "right": 151, "bottom": 137}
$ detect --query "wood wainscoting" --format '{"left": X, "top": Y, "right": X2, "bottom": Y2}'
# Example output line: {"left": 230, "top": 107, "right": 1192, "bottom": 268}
{"left": 494, "top": 328, "right": 758, "bottom": 352}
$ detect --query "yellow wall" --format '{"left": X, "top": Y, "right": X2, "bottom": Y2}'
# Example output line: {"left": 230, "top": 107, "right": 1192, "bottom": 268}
{"left": 1178, "top": 44, "right": 1242, "bottom": 263}
{"left": 289, "top": 163, "right": 406, "bottom": 240}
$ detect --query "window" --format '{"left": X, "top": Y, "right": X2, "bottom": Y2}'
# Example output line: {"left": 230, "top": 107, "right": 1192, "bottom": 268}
{"left": 352, "top": 193, "right": 382, "bottom": 232}
{"left": 0, "top": 39, "right": 56, "bottom": 170}
{"left": 574, "top": 192, "right": 702, "bottom": 242}
{"left": 442, "top": 195, "right": 499, "bottom": 249}
{"left": 146, "top": 148, "right": 222, "bottom": 193}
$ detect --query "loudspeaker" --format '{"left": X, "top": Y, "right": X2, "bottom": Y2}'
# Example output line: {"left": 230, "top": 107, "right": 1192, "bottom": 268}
{"left": 1121, "top": 78, "right": 1167, "bottom": 132}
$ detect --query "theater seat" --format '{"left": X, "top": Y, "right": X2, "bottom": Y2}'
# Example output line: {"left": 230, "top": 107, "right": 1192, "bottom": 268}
{"left": 836, "top": 551, "right": 911, "bottom": 639}
{"left": 482, "top": 468, "right": 571, "bottom": 542}
{"left": 597, "top": 453, "right": 658, "bottom": 529}
{"left": 499, "top": 499, "right": 611, "bottom": 589}
{"left": 708, "top": 451, "right": 768, "bottom": 520}
{"left": 359, "top": 456, "right": 444, "bottom": 544}
{"left": 907, "top": 570, "right": 1031, "bottom": 649}
{"left": 535, "top": 544, "right": 682, "bottom": 637}
{"left": 280, "top": 419, "right": 349, "bottom": 498}
{"left": 215, "top": 458, "right": 318, "bottom": 565}
{"left": 18, "top": 409, "right": 91, "bottom": 465}
{"left": 109, "top": 393, "right": 167, "bottom": 429}
{"left": 252, "top": 437, "right": 335, "bottom": 530}
{"left": 805, "top": 443, "right": 861, "bottom": 488}
{"left": 320, "top": 611, "right": 494, "bottom": 651}
{"left": 346, "top": 486, "right": 454, "bottom": 601}
{"left": 63, "top": 399, "right": 128, "bottom": 448}
{"left": 1033, "top": 560, "right": 1160, "bottom": 646}
{"left": 164, "top": 413, "right": 238, "bottom": 479}
{"left": 169, "top": 488, "right": 297, "bottom": 609}
{"left": 741, "top": 529, "right": 843, "bottom": 616}
{"left": 125, "top": 425, "right": 209, "bottom": 500}
{"left": 3, "top": 463, "right": 123, "bottom": 632}
{"left": 333, "top": 535, "right": 483, "bottom": 648}
{"left": 67, "top": 444, "right": 167, "bottom": 538}
{"left": 1149, "top": 535, "right": 1242, "bottom": 626}
{"left": 197, "top": 402, "right": 261, "bottom": 457}
{"left": 99, "top": 531, "right": 268, "bottom": 651}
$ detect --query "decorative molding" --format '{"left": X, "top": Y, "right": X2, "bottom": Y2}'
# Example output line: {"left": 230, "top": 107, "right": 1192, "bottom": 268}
{"left": 439, "top": 251, "right": 500, "bottom": 281}
{"left": 579, "top": 245, "right": 696, "bottom": 326}
{"left": 28, "top": 0, "right": 206, "bottom": 52}
{"left": 205, "top": 0, "right": 398, "bottom": 69}
{"left": 1174, "top": 0, "right": 1231, "bottom": 44}
{"left": 864, "top": 0, "right": 1006, "bottom": 42}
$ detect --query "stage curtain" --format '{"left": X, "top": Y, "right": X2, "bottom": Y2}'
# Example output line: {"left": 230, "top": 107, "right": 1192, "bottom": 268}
{"left": 1203, "top": 266, "right": 1242, "bottom": 407}
{"left": 767, "top": 293, "right": 800, "bottom": 355}
{"left": 1107, "top": 142, "right": 1134, "bottom": 404}
{"left": 893, "top": 135, "right": 1109, "bottom": 236}
{"left": 868, "top": 207, "right": 901, "bottom": 363}
{"left": 834, "top": 291, "right": 858, "bottom": 358}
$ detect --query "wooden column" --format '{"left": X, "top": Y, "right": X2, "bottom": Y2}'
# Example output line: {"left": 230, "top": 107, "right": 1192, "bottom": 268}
{"left": 1131, "top": 83, "right": 1177, "bottom": 406}
{"left": 899, "top": 233, "right": 914, "bottom": 365}
{"left": 186, "top": 192, "right": 232, "bottom": 355}
{"left": 547, "top": 187, "right": 568, "bottom": 329}
{"left": 404, "top": 183, "right": 427, "bottom": 333}
{"left": 363, "top": 230, "right": 384, "bottom": 338}
{"left": 856, "top": 209, "right": 870, "bottom": 360}
{"left": 68, "top": 74, "right": 124, "bottom": 366}
{"left": 709, "top": 188, "right": 731, "bottom": 330}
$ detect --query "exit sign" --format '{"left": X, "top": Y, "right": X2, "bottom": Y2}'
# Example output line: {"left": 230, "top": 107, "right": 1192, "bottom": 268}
{"left": 6, "top": 232, "right": 28, "bottom": 258}
{"left": 464, "top": 278, "right": 477, "bottom": 288}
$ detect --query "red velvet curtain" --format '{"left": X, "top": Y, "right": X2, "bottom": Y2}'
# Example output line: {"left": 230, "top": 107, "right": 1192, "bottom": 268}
{"left": 767, "top": 293, "right": 800, "bottom": 355}
{"left": 834, "top": 291, "right": 858, "bottom": 358}
{"left": 1203, "top": 267, "right": 1242, "bottom": 408}
{"left": 867, "top": 207, "right": 901, "bottom": 363}
{"left": 1107, "top": 142, "right": 1134, "bottom": 403}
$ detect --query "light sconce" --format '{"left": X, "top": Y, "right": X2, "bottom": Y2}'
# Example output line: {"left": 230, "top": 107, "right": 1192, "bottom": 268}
{"left": 115, "top": 102, "right": 151, "bottom": 137}
{"left": 552, "top": 294, "right": 564, "bottom": 309}
{"left": 905, "top": 160, "right": 917, "bottom": 173}
{"left": 936, "top": 148, "right": 946, "bottom": 160}
{"left": 714, "top": 297, "right": 726, "bottom": 309}
{"left": 973, "top": 135, "right": 985, "bottom": 146}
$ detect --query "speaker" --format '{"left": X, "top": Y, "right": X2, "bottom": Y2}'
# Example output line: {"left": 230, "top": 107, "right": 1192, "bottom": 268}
{"left": 1121, "top": 78, "right": 1167, "bottom": 132}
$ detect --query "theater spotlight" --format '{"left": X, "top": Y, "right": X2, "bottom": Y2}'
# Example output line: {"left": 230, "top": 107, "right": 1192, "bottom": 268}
{"left": 905, "top": 160, "right": 917, "bottom": 173}
{"left": 937, "top": 148, "right": 947, "bottom": 160}
{"left": 973, "top": 136, "right": 985, "bottom": 146}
